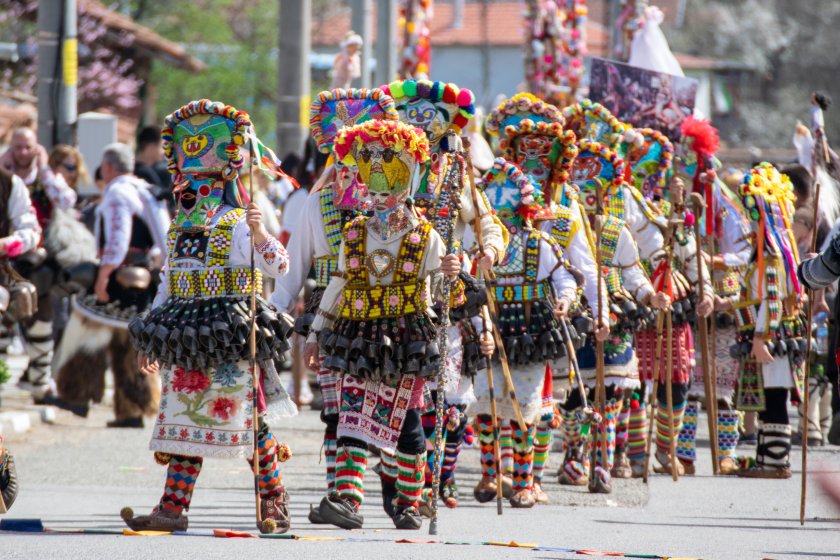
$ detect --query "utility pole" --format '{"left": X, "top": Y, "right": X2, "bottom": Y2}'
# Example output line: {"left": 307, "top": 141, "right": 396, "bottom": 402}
{"left": 350, "top": 0, "right": 372, "bottom": 88}
{"left": 277, "top": 0, "right": 311, "bottom": 156}
{"left": 374, "top": 0, "right": 397, "bottom": 87}
{"left": 37, "top": 0, "right": 77, "bottom": 149}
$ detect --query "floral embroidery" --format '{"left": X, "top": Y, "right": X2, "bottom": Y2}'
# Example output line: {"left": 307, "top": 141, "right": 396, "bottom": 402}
{"left": 255, "top": 236, "right": 289, "bottom": 272}
{"left": 212, "top": 364, "right": 242, "bottom": 387}
{"left": 172, "top": 368, "right": 212, "bottom": 394}
{"left": 209, "top": 396, "right": 240, "bottom": 420}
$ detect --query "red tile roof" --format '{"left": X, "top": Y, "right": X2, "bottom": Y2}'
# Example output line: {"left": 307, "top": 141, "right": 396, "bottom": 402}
{"left": 313, "top": 1, "right": 608, "bottom": 54}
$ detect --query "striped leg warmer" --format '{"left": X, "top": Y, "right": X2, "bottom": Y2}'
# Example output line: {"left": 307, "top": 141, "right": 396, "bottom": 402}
{"left": 511, "top": 421, "right": 535, "bottom": 491}
{"left": 335, "top": 446, "right": 367, "bottom": 507}
{"left": 626, "top": 401, "right": 648, "bottom": 462}
{"left": 615, "top": 398, "right": 631, "bottom": 454}
{"left": 655, "top": 399, "right": 686, "bottom": 455}
{"left": 595, "top": 398, "right": 621, "bottom": 470}
{"left": 532, "top": 419, "right": 553, "bottom": 484}
{"left": 380, "top": 450, "right": 398, "bottom": 483}
{"left": 500, "top": 421, "right": 514, "bottom": 476}
{"left": 717, "top": 410, "right": 740, "bottom": 459}
{"left": 160, "top": 455, "right": 203, "bottom": 513}
{"left": 440, "top": 441, "right": 461, "bottom": 484}
{"left": 395, "top": 450, "right": 426, "bottom": 509}
{"left": 476, "top": 414, "right": 497, "bottom": 478}
{"left": 257, "top": 426, "right": 283, "bottom": 499}
{"left": 324, "top": 429, "right": 337, "bottom": 491}
{"left": 676, "top": 401, "right": 698, "bottom": 462}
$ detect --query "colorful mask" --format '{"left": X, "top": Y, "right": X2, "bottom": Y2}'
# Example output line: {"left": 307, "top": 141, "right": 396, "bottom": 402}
{"left": 562, "top": 99, "right": 629, "bottom": 155}
{"left": 310, "top": 88, "right": 399, "bottom": 210}
{"left": 480, "top": 158, "right": 548, "bottom": 232}
{"left": 620, "top": 127, "right": 674, "bottom": 201}
{"left": 569, "top": 139, "right": 625, "bottom": 221}
{"left": 380, "top": 79, "right": 475, "bottom": 200}
{"left": 162, "top": 99, "right": 291, "bottom": 230}
{"left": 485, "top": 93, "right": 577, "bottom": 202}
{"left": 334, "top": 120, "right": 430, "bottom": 237}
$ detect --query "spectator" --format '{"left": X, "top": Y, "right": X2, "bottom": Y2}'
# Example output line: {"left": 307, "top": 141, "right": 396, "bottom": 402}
{"left": 134, "top": 125, "right": 174, "bottom": 211}
{"left": 48, "top": 144, "right": 90, "bottom": 190}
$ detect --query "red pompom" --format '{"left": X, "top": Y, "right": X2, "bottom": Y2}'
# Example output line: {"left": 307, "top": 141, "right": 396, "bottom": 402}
{"left": 680, "top": 116, "right": 720, "bottom": 158}
{"left": 684, "top": 212, "right": 695, "bottom": 228}
{"left": 630, "top": 399, "right": 641, "bottom": 410}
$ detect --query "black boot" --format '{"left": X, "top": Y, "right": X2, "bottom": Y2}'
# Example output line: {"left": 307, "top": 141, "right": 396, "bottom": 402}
{"left": 318, "top": 494, "right": 364, "bottom": 530}
{"left": 392, "top": 505, "right": 423, "bottom": 530}
{"left": 380, "top": 476, "right": 397, "bottom": 518}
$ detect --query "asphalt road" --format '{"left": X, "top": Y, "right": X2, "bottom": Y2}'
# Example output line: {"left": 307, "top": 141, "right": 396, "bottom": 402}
{"left": 1, "top": 377, "right": 839, "bottom": 559}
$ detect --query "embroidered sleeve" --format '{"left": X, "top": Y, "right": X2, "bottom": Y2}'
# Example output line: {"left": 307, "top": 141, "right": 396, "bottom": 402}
{"left": 99, "top": 194, "right": 132, "bottom": 266}
{"left": 7, "top": 175, "right": 40, "bottom": 254}
{"left": 40, "top": 166, "right": 77, "bottom": 210}
{"left": 255, "top": 235, "right": 290, "bottom": 277}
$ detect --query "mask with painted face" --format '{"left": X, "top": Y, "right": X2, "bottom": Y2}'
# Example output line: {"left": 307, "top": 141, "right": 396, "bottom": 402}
{"left": 562, "top": 99, "right": 629, "bottom": 154}
{"left": 309, "top": 88, "right": 400, "bottom": 211}
{"left": 618, "top": 127, "right": 674, "bottom": 201}
{"left": 479, "top": 158, "right": 547, "bottom": 234}
{"left": 380, "top": 79, "right": 475, "bottom": 202}
{"left": 568, "top": 139, "right": 625, "bottom": 226}
{"left": 334, "top": 120, "right": 430, "bottom": 238}
{"left": 485, "top": 93, "right": 577, "bottom": 202}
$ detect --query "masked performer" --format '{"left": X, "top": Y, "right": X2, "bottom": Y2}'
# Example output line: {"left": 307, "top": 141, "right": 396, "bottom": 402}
{"left": 559, "top": 139, "right": 670, "bottom": 492}
{"left": 306, "top": 119, "right": 461, "bottom": 530}
{"left": 732, "top": 163, "right": 805, "bottom": 479}
{"left": 471, "top": 159, "right": 579, "bottom": 508}
{"left": 485, "top": 93, "right": 605, "bottom": 502}
{"left": 271, "top": 88, "right": 399, "bottom": 522}
{"left": 381, "top": 79, "right": 503, "bottom": 510}
{"left": 673, "top": 118, "right": 752, "bottom": 475}
{"left": 122, "top": 100, "right": 297, "bottom": 533}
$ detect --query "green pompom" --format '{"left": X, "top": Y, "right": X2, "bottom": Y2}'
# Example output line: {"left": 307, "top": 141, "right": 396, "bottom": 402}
{"left": 0, "top": 360, "right": 9, "bottom": 386}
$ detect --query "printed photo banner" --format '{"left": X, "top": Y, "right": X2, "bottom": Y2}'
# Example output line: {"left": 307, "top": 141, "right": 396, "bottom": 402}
{"left": 588, "top": 57, "right": 698, "bottom": 142}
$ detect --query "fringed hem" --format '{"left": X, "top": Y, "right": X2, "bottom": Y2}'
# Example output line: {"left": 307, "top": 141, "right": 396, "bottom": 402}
{"left": 149, "top": 439, "right": 252, "bottom": 460}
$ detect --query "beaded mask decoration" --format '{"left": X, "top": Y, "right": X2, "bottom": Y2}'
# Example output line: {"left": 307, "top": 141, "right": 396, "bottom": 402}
{"left": 740, "top": 163, "right": 800, "bottom": 293}
{"left": 562, "top": 99, "right": 629, "bottom": 155}
{"left": 485, "top": 93, "right": 578, "bottom": 202}
{"left": 620, "top": 127, "right": 674, "bottom": 201}
{"left": 310, "top": 88, "right": 399, "bottom": 210}
{"left": 380, "top": 79, "right": 475, "bottom": 201}
{"left": 479, "top": 158, "right": 549, "bottom": 233}
{"left": 335, "top": 120, "right": 429, "bottom": 237}
{"left": 163, "top": 99, "right": 290, "bottom": 231}
{"left": 570, "top": 139, "right": 625, "bottom": 220}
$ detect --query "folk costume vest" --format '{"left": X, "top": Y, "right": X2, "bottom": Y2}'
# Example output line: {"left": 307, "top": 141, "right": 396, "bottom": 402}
{"left": 489, "top": 229, "right": 567, "bottom": 366}
{"left": 319, "top": 216, "right": 440, "bottom": 382}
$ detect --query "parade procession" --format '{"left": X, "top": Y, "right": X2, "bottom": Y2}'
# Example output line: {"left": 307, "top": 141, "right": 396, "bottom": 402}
{"left": 1, "top": 1, "right": 839, "bottom": 559}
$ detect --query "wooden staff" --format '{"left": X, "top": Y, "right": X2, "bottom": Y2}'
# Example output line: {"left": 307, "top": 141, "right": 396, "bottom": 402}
{"left": 589, "top": 179, "right": 608, "bottom": 491}
{"left": 642, "top": 309, "right": 665, "bottom": 484}
{"left": 801, "top": 181, "right": 821, "bottom": 525}
{"left": 481, "top": 304, "right": 505, "bottom": 515}
{"left": 464, "top": 146, "right": 527, "bottom": 429}
{"left": 248, "top": 144, "right": 271, "bottom": 533}
{"left": 688, "top": 192, "right": 719, "bottom": 474}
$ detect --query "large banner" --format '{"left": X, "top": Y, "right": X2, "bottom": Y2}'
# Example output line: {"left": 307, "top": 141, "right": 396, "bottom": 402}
{"left": 589, "top": 57, "right": 698, "bottom": 141}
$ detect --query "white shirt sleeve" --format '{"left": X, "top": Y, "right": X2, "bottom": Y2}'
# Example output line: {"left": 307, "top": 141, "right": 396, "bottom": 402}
{"left": 41, "top": 166, "right": 77, "bottom": 210}
{"left": 271, "top": 192, "right": 319, "bottom": 311}
{"left": 98, "top": 184, "right": 134, "bottom": 266}
{"left": 231, "top": 218, "right": 290, "bottom": 279}
{"left": 7, "top": 175, "right": 40, "bottom": 254}
{"left": 311, "top": 241, "right": 347, "bottom": 334}
{"left": 614, "top": 226, "right": 654, "bottom": 302}
{"left": 458, "top": 182, "right": 505, "bottom": 261}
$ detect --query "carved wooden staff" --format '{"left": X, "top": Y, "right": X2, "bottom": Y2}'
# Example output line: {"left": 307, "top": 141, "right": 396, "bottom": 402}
{"left": 589, "top": 177, "right": 608, "bottom": 491}
{"left": 689, "top": 192, "right": 719, "bottom": 474}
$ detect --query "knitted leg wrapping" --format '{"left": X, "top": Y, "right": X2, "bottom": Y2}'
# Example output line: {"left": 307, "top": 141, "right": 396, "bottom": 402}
{"left": 615, "top": 398, "right": 631, "bottom": 454}
{"left": 440, "top": 441, "right": 461, "bottom": 484}
{"left": 476, "top": 415, "right": 497, "bottom": 478}
{"left": 257, "top": 427, "right": 283, "bottom": 499}
{"left": 24, "top": 320, "right": 54, "bottom": 384}
{"left": 561, "top": 407, "right": 581, "bottom": 453}
{"left": 500, "top": 421, "right": 514, "bottom": 476}
{"left": 380, "top": 449, "right": 398, "bottom": 483}
{"left": 626, "top": 401, "right": 648, "bottom": 462}
{"left": 160, "top": 455, "right": 203, "bottom": 513}
{"left": 511, "top": 421, "right": 535, "bottom": 491}
{"left": 395, "top": 450, "right": 426, "bottom": 509}
{"left": 595, "top": 398, "right": 620, "bottom": 470}
{"left": 324, "top": 429, "right": 338, "bottom": 491}
{"left": 532, "top": 419, "right": 553, "bottom": 484}
{"left": 676, "top": 401, "right": 698, "bottom": 462}
{"left": 716, "top": 410, "right": 740, "bottom": 460}
{"left": 655, "top": 399, "right": 686, "bottom": 455}
{"left": 335, "top": 446, "right": 367, "bottom": 507}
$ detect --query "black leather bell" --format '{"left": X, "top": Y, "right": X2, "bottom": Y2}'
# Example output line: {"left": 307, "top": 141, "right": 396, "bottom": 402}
{"left": 349, "top": 336, "right": 366, "bottom": 358}
{"left": 404, "top": 356, "right": 420, "bottom": 374}
{"left": 212, "top": 320, "right": 234, "bottom": 345}
{"left": 379, "top": 335, "right": 394, "bottom": 358}
{"left": 407, "top": 340, "right": 427, "bottom": 359}
{"left": 356, "top": 356, "right": 375, "bottom": 378}
{"left": 198, "top": 325, "right": 215, "bottom": 353}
